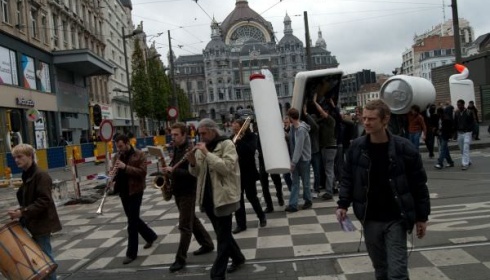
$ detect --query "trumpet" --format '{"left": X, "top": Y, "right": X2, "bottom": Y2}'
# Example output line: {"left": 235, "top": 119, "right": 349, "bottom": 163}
{"left": 154, "top": 145, "right": 197, "bottom": 201}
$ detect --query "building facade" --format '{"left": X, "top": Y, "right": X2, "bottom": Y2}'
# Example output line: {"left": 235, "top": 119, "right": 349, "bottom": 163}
{"left": 174, "top": 0, "right": 338, "bottom": 121}
{"left": 0, "top": 0, "right": 113, "bottom": 153}
{"left": 402, "top": 18, "right": 474, "bottom": 77}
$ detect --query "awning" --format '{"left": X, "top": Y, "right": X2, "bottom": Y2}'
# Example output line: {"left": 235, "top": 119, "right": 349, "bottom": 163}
{"left": 53, "top": 49, "right": 114, "bottom": 77}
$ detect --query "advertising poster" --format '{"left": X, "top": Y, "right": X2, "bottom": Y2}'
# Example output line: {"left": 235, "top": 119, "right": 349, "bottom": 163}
{"left": 35, "top": 131, "right": 47, "bottom": 149}
{"left": 0, "top": 45, "right": 18, "bottom": 85}
{"left": 21, "top": 54, "right": 36, "bottom": 89}
{"left": 37, "top": 61, "right": 51, "bottom": 93}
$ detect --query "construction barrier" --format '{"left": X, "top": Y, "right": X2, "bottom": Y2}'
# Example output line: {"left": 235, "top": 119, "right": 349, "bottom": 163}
{"left": 1, "top": 136, "right": 168, "bottom": 177}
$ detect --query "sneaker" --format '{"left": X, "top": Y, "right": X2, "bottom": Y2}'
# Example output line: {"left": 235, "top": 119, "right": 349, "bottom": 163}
{"left": 312, "top": 192, "right": 318, "bottom": 198}
{"left": 322, "top": 193, "right": 333, "bottom": 200}
{"left": 434, "top": 164, "right": 442, "bottom": 169}
{"left": 302, "top": 201, "right": 312, "bottom": 210}
{"left": 284, "top": 206, "right": 298, "bottom": 213}
{"left": 461, "top": 165, "right": 468, "bottom": 170}
{"left": 446, "top": 163, "right": 454, "bottom": 167}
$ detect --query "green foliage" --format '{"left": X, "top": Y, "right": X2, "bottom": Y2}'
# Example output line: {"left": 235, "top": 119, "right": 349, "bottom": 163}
{"left": 131, "top": 40, "right": 151, "bottom": 119}
{"left": 147, "top": 57, "right": 170, "bottom": 122}
{"left": 176, "top": 86, "right": 192, "bottom": 120}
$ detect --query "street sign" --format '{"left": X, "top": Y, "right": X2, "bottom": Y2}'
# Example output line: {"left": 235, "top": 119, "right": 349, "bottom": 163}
{"left": 99, "top": 119, "right": 114, "bottom": 142}
{"left": 167, "top": 106, "right": 179, "bottom": 120}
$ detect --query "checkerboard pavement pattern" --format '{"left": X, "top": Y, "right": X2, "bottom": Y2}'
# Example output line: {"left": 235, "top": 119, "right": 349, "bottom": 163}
{"left": 35, "top": 169, "right": 489, "bottom": 280}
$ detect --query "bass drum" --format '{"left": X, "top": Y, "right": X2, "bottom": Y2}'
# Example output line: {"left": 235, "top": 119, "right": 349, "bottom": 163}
{"left": 5, "top": 131, "right": 23, "bottom": 152}
{"left": 0, "top": 221, "right": 57, "bottom": 280}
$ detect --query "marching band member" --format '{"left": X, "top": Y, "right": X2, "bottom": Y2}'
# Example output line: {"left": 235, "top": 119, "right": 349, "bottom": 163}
{"left": 188, "top": 118, "right": 245, "bottom": 279}
{"left": 8, "top": 144, "right": 61, "bottom": 280}
{"left": 113, "top": 134, "right": 157, "bottom": 265}
{"left": 163, "top": 122, "right": 214, "bottom": 272}
{"left": 231, "top": 118, "right": 266, "bottom": 234}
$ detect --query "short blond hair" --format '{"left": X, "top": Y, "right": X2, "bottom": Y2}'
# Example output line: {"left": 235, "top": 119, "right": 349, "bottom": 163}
{"left": 12, "top": 144, "right": 35, "bottom": 159}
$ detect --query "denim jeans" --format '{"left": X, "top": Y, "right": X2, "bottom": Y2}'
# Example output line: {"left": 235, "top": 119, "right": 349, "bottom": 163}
{"left": 321, "top": 148, "right": 337, "bottom": 196}
{"left": 437, "top": 137, "right": 453, "bottom": 166}
{"left": 288, "top": 160, "right": 311, "bottom": 209}
{"left": 408, "top": 131, "right": 421, "bottom": 150}
{"left": 310, "top": 152, "right": 322, "bottom": 192}
{"left": 364, "top": 220, "right": 409, "bottom": 280}
{"left": 457, "top": 132, "right": 472, "bottom": 166}
{"left": 33, "top": 235, "right": 57, "bottom": 280}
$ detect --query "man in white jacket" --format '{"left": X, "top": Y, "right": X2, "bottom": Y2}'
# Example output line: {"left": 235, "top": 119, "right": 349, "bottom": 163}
{"left": 188, "top": 118, "right": 245, "bottom": 280}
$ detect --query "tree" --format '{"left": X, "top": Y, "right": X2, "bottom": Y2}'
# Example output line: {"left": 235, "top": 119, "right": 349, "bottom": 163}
{"left": 176, "top": 86, "right": 192, "bottom": 120}
{"left": 131, "top": 39, "right": 152, "bottom": 126}
{"left": 147, "top": 56, "right": 170, "bottom": 127}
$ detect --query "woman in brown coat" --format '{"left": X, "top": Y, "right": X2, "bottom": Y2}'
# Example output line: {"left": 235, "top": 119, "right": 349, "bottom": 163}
{"left": 8, "top": 144, "right": 61, "bottom": 280}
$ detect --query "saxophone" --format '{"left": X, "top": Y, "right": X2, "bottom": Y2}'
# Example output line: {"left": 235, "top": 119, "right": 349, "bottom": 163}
{"left": 153, "top": 143, "right": 196, "bottom": 201}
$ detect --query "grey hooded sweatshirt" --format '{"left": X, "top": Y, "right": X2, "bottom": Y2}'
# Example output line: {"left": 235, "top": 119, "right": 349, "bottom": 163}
{"left": 289, "top": 121, "right": 312, "bottom": 165}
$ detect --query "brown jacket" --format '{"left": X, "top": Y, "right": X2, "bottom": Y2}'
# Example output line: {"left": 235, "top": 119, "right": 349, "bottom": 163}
{"left": 112, "top": 147, "right": 147, "bottom": 196}
{"left": 16, "top": 164, "right": 62, "bottom": 237}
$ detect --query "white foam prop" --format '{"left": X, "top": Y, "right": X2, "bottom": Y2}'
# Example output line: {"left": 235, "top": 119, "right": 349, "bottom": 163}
{"left": 250, "top": 71, "right": 290, "bottom": 174}
{"left": 449, "top": 64, "right": 476, "bottom": 107}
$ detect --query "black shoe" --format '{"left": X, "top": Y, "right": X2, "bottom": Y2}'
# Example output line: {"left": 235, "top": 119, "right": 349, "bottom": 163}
{"left": 259, "top": 218, "right": 267, "bottom": 227}
{"left": 144, "top": 236, "right": 157, "bottom": 249}
{"left": 333, "top": 188, "right": 339, "bottom": 194}
{"left": 284, "top": 206, "right": 298, "bottom": 213}
{"left": 193, "top": 246, "right": 214, "bottom": 256}
{"left": 232, "top": 226, "right": 246, "bottom": 234}
{"left": 302, "top": 201, "right": 312, "bottom": 210}
{"left": 227, "top": 259, "right": 245, "bottom": 273}
{"left": 322, "top": 193, "right": 333, "bottom": 200}
{"left": 278, "top": 198, "right": 285, "bottom": 206}
{"left": 122, "top": 257, "right": 136, "bottom": 265}
{"left": 264, "top": 207, "right": 274, "bottom": 213}
{"left": 446, "top": 163, "right": 454, "bottom": 168}
{"left": 475, "top": 138, "right": 480, "bottom": 140}
{"left": 169, "top": 261, "right": 186, "bottom": 272}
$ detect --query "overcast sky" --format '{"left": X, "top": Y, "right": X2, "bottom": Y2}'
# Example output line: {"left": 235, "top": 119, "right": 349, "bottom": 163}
{"left": 131, "top": 0, "right": 490, "bottom": 75}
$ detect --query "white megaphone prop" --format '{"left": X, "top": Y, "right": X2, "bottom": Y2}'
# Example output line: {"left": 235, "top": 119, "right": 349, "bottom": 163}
{"left": 249, "top": 70, "right": 290, "bottom": 174}
{"left": 449, "top": 64, "right": 476, "bottom": 107}
{"left": 379, "top": 75, "right": 436, "bottom": 114}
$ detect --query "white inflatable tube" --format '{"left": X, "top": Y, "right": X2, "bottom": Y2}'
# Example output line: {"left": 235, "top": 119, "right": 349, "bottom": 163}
{"left": 6, "top": 132, "right": 23, "bottom": 152}
{"left": 250, "top": 71, "right": 290, "bottom": 174}
{"left": 449, "top": 64, "right": 476, "bottom": 107}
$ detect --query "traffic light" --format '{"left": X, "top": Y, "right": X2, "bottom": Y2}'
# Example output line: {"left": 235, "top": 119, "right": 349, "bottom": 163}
{"left": 10, "top": 110, "right": 22, "bottom": 132}
{"left": 93, "top": 104, "right": 102, "bottom": 126}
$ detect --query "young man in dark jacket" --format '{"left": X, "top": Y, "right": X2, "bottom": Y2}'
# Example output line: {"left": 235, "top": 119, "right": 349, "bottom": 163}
{"left": 163, "top": 122, "right": 214, "bottom": 272}
{"left": 336, "top": 99, "right": 430, "bottom": 280}
{"left": 113, "top": 134, "right": 158, "bottom": 265}
{"left": 8, "top": 144, "right": 62, "bottom": 280}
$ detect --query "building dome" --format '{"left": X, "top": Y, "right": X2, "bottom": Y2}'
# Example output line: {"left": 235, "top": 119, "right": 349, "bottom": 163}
{"left": 315, "top": 28, "right": 327, "bottom": 50}
{"left": 206, "top": 38, "right": 227, "bottom": 50}
{"left": 220, "top": 0, "right": 274, "bottom": 43}
{"left": 120, "top": 0, "right": 132, "bottom": 10}
{"left": 278, "top": 34, "right": 302, "bottom": 46}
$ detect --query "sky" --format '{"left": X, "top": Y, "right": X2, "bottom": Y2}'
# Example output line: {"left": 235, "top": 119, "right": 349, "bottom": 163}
{"left": 131, "top": 0, "right": 490, "bottom": 75}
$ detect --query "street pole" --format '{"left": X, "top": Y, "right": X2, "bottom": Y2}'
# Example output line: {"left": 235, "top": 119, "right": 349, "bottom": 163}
{"left": 122, "top": 27, "right": 135, "bottom": 136}
{"left": 304, "top": 11, "right": 312, "bottom": 71}
{"left": 168, "top": 30, "right": 178, "bottom": 112}
{"left": 451, "top": 0, "right": 462, "bottom": 63}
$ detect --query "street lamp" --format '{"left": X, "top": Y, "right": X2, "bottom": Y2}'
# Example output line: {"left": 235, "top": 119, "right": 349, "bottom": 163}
{"left": 122, "top": 27, "right": 143, "bottom": 136}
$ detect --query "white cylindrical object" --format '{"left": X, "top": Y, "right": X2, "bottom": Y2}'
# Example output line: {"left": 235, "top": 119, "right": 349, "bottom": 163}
{"left": 449, "top": 64, "right": 476, "bottom": 107}
{"left": 379, "top": 75, "right": 436, "bottom": 114}
{"left": 250, "top": 73, "right": 290, "bottom": 174}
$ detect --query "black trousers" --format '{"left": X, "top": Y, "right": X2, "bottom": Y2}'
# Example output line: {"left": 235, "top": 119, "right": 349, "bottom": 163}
{"left": 203, "top": 204, "right": 245, "bottom": 280}
{"left": 234, "top": 179, "right": 265, "bottom": 229}
{"left": 174, "top": 194, "right": 214, "bottom": 263}
{"left": 120, "top": 192, "right": 157, "bottom": 259}
{"left": 260, "top": 172, "right": 283, "bottom": 209}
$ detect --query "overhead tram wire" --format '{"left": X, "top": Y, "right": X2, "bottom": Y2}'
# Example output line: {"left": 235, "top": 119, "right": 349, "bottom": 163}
{"left": 193, "top": 0, "right": 214, "bottom": 21}
{"left": 339, "top": 0, "right": 441, "bottom": 6}
{"left": 260, "top": 0, "right": 287, "bottom": 15}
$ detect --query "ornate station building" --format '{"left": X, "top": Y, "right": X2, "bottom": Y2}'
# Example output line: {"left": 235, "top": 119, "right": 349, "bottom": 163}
{"left": 174, "top": 0, "right": 339, "bottom": 121}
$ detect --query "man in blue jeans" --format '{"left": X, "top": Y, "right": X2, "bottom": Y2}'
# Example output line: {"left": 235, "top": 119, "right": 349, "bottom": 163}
{"left": 285, "top": 108, "right": 312, "bottom": 212}
{"left": 336, "top": 100, "right": 430, "bottom": 280}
